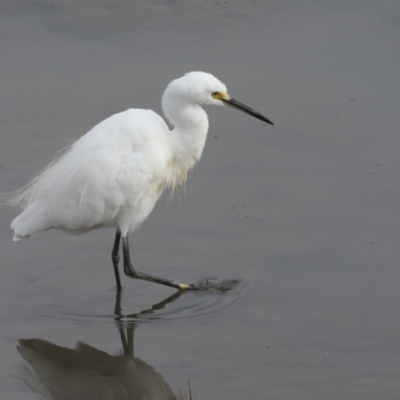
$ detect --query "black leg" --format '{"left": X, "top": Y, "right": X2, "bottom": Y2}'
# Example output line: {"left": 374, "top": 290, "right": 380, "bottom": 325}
{"left": 121, "top": 235, "right": 198, "bottom": 290}
{"left": 111, "top": 228, "right": 122, "bottom": 291}
{"left": 115, "top": 288, "right": 122, "bottom": 316}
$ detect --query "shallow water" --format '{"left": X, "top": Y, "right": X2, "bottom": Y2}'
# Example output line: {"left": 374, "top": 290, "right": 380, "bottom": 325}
{"left": 1, "top": 1, "right": 400, "bottom": 399}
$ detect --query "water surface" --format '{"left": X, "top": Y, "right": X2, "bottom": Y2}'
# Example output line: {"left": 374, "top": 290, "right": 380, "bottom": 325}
{"left": 1, "top": 1, "right": 400, "bottom": 399}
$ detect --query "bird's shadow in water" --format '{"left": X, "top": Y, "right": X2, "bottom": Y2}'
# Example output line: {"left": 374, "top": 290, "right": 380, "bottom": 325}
{"left": 15, "top": 280, "right": 240, "bottom": 398}
{"left": 15, "top": 294, "right": 199, "bottom": 399}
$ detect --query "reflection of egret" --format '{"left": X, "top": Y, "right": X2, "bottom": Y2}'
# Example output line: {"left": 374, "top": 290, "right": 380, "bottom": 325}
{"left": 16, "top": 296, "right": 195, "bottom": 399}
{"left": 8, "top": 71, "right": 273, "bottom": 292}
{"left": 114, "top": 285, "right": 187, "bottom": 318}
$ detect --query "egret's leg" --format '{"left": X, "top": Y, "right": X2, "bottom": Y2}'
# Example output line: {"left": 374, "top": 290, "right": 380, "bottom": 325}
{"left": 111, "top": 229, "right": 122, "bottom": 291}
{"left": 121, "top": 235, "right": 197, "bottom": 290}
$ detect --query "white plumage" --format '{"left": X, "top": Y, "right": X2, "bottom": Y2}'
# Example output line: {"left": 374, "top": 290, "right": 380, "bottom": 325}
{"left": 8, "top": 71, "right": 273, "bottom": 292}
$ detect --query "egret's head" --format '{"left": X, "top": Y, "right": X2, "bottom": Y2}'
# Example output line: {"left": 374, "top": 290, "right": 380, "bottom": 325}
{"left": 162, "top": 71, "right": 273, "bottom": 125}
{"left": 164, "top": 71, "right": 228, "bottom": 106}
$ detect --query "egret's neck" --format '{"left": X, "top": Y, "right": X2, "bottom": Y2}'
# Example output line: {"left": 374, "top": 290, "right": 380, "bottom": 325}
{"left": 163, "top": 100, "right": 209, "bottom": 161}
{"left": 159, "top": 85, "right": 210, "bottom": 195}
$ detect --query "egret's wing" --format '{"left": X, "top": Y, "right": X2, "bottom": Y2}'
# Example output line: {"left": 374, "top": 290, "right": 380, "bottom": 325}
{"left": 10, "top": 108, "right": 170, "bottom": 238}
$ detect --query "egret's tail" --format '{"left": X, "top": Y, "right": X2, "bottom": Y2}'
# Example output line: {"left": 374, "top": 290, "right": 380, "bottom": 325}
{"left": 3, "top": 145, "right": 73, "bottom": 241}
{"left": 2, "top": 145, "right": 72, "bottom": 209}
{"left": 11, "top": 201, "right": 52, "bottom": 240}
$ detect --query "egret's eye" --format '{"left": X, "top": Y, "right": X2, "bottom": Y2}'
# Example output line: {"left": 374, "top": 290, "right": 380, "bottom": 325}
{"left": 212, "top": 91, "right": 219, "bottom": 97}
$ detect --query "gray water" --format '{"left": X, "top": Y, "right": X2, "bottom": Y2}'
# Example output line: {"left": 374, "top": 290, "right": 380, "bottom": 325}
{"left": 1, "top": 1, "right": 400, "bottom": 399}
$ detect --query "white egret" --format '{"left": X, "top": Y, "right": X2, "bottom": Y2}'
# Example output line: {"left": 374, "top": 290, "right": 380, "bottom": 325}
{"left": 8, "top": 71, "right": 273, "bottom": 291}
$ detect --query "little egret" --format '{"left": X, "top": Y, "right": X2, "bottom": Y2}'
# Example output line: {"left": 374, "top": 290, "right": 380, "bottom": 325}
{"left": 8, "top": 71, "right": 273, "bottom": 291}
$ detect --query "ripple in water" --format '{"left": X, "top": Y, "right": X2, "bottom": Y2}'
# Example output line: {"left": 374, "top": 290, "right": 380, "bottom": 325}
{"left": 120, "top": 278, "right": 244, "bottom": 323}
{"left": 33, "top": 277, "right": 266, "bottom": 325}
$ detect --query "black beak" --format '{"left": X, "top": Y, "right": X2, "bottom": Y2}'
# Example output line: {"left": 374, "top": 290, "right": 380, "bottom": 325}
{"left": 221, "top": 97, "right": 274, "bottom": 126}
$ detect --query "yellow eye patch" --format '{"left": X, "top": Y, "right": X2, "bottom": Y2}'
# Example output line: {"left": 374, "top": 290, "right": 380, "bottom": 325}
{"left": 212, "top": 92, "right": 231, "bottom": 100}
